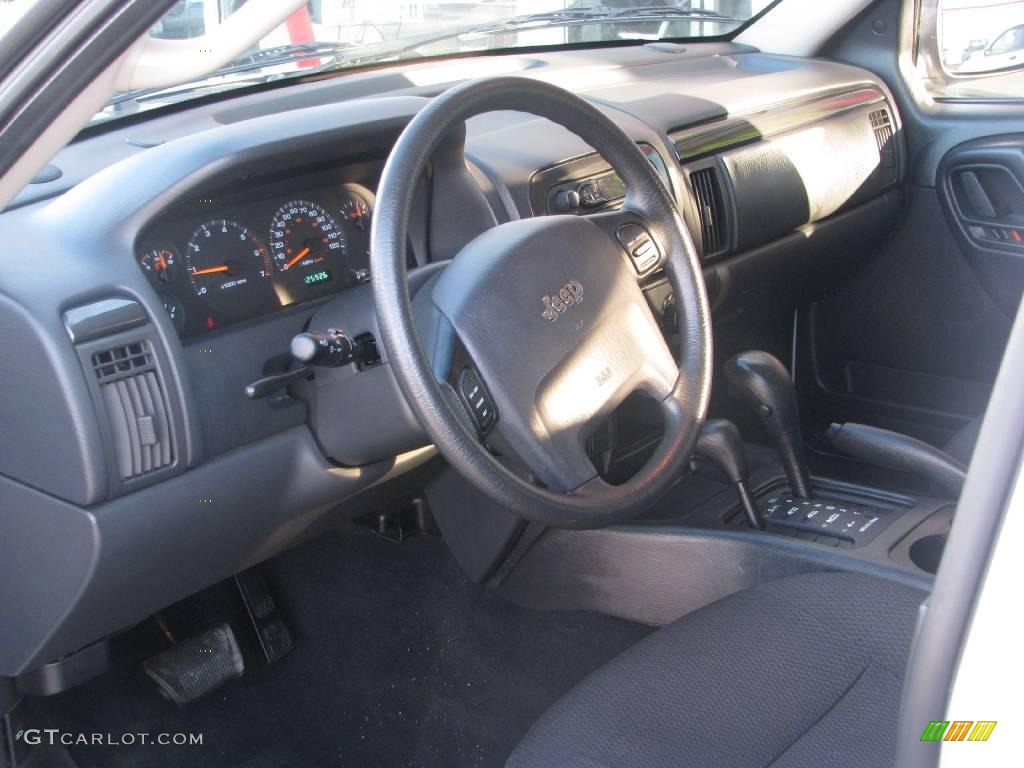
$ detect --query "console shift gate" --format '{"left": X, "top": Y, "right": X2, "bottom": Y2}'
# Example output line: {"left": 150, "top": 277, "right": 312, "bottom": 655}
{"left": 759, "top": 492, "right": 893, "bottom": 546}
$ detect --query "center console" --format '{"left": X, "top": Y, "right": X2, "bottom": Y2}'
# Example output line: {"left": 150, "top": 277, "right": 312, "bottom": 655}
{"left": 700, "top": 350, "right": 957, "bottom": 576}
{"left": 459, "top": 349, "right": 953, "bottom": 625}
{"left": 750, "top": 477, "right": 953, "bottom": 576}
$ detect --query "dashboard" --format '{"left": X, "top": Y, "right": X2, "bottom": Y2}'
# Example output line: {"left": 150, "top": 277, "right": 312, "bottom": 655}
{"left": 137, "top": 162, "right": 382, "bottom": 337}
{"left": 0, "top": 43, "right": 909, "bottom": 678}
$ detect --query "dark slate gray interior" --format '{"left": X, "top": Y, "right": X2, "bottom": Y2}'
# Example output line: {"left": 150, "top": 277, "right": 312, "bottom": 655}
{"left": 0, "top": 45, "right": 923, "bottom": 675}
{"left": 2, "top": 0, "right": 1022, "bottom": 764}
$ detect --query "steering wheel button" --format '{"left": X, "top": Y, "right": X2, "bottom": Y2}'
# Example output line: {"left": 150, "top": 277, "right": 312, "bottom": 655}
{"left": 616, "top": 223, "right": 659, "bottom": 274}
{"left": 632, "top": 241, "right": 659, "bottom": 273}
{"left": 459, "top": 367, "right": 496, "bottom": 433}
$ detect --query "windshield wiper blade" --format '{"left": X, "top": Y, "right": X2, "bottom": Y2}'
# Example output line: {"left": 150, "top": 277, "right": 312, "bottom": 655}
{"left": 318, "top": 7, "right": 745, "bottom": 72}
{"left": 465, "top": 4, "right": 743, "bottom": 34}
{"left": 220, "top": 41, "right": 354, "bottom": 74}
{"left": 609, "top": 5, "right": 742, "bottom": 21}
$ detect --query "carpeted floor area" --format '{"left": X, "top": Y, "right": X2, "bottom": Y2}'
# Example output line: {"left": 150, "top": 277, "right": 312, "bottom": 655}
{"left": 37, "top": 530, "right": 651, "bottom": 768}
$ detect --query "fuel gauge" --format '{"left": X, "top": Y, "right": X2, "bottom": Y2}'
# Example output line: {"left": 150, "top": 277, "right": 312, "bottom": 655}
{"left": 340, "top": 188, "right": 371, "bottom": 232}
{"left": 139, "top": 247, "right": 180, "bottom": 284}
{"left": 338, "top": 184, "right": 375, "bottom": 279}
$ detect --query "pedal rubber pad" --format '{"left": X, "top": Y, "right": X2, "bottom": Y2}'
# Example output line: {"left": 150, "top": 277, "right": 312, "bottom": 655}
{"left": 143, "top": 623, "right": 244, "bottom": 705}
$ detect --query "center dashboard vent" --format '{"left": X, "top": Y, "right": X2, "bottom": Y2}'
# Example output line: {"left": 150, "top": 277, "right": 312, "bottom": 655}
{"left": 689, "top": 166, "right": 728, "bottom": 258}
{"left": 869, "top": 107, "right": 898, "bottom": 185}
{"left": 91, "top": 341, "right": 175, "bottom": 480}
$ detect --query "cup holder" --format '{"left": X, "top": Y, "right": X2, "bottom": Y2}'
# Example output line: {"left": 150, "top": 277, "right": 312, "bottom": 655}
{"left": 910, "top": 534, "right": 947, "bottom": 574}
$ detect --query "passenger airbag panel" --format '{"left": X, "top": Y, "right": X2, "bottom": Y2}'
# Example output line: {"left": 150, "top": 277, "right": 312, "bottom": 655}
{"left": 722, "top": 105, "right": 897, "bottom": 252}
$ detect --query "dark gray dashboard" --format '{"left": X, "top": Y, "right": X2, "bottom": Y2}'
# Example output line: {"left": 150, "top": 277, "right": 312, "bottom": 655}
{"left": 137, "top": 162, "right": 385, "bottom": 338}
{"left": 0, "top": 43, "right": 906, "bottom": 677}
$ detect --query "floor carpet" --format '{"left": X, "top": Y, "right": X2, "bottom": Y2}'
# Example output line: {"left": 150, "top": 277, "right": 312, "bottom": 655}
{"left": 38, "top": 530, "right": 651, "bottom": 768}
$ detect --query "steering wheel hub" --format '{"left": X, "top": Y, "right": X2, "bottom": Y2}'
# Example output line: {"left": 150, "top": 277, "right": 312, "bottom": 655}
{"left": 432, "top": 214, "right": 679, "bottom": 493}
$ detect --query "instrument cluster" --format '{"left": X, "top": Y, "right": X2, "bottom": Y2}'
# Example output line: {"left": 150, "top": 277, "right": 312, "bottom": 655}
{"left": 136, "top": 165, "right": 379, "bottom": 338}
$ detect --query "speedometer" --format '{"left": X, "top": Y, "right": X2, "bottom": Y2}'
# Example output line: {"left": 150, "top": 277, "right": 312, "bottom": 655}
{"left": 269, "top": 200, "right": 347, "bottom": 292}
{"left": 186, "top": 219, "right": 274, "bottom": 318}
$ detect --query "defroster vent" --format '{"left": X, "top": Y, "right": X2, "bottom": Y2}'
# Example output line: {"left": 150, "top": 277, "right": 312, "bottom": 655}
{"left": 92, "top": 341, "right": 175, "bottom": 480}
{"left": 690, "top": 166, "right": 727, "bottom": 258}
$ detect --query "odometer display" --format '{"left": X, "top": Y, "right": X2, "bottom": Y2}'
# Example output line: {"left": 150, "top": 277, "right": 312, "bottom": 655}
{"left": 304, "top": 269, "right": 333, "bottom": 286}
{"left": 186, "top": 219, "right": 273, "bottom": 318}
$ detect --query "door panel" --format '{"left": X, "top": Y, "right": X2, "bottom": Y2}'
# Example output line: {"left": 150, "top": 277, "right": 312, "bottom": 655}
{"left": 801, "top": 183, "right": 1016, "bottom": 448}
{"left": 801, "top": 0, "right": 1024, "bottom": 455}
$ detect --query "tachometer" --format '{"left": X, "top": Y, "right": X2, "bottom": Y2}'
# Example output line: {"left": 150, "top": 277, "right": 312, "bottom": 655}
{"left": 269, "top": 200, "right": 347, "bottom": 288}
{"left": 186, "top": 219, "right": 273, "bottom": 318}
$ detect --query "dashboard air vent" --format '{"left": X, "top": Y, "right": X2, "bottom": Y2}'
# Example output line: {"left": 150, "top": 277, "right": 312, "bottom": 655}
{"left": 869, "top": 108, "right": 897, "bottom": 185}
{"left": 91, "top": 341, "right": 175, "bottom": 480}
{"left": 690, "top": 167, "right": 727, "bottom": 258}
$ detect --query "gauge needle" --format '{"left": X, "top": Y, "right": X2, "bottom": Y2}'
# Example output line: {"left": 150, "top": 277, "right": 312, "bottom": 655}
{"left": 284, "top": 247, "right": 311, "bottom": 270}
{"left": 191, "top": 264, "right": 230, "bottom": 276}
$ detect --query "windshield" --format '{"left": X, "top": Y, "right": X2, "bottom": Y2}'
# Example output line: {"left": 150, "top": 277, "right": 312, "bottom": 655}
{"left": 90, "top": 1, "right": 775, "bottom": 126}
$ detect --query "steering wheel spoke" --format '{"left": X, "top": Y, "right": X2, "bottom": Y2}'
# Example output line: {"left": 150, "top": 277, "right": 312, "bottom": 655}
{"left": 410, "top": 288, "right": 499, "bottom": 440}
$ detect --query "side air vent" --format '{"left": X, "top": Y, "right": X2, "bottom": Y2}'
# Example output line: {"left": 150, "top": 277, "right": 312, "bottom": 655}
{"left": 869, "top": 107, "right": 898, "bottom": 185}
{"left": 91, "top": 341, "right": 175, "bottom": 480}
{"left": 689, "top": 166, "right": 727, "bottom": 258}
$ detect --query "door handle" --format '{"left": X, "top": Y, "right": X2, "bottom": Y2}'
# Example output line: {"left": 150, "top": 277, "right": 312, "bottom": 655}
{"left": 959, "top": 171, "right": 997, "bottom": 219}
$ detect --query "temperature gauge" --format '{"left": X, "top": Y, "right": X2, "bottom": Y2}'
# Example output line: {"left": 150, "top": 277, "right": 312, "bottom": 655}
{"left": 158, "top": 294, "right": 186, "bottom": 334}
{"left": 139, "top": 247, "right": 180, "bottom": 284}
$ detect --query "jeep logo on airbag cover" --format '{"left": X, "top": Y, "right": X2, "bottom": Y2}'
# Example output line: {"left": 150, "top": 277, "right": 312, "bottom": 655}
{"left": 541, "top": 280, "right": 584, "bottom": 321}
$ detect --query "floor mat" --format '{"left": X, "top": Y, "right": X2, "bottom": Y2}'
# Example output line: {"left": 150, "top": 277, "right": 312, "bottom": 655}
{"left": 39, "top": 531, "right": 651, "bottom": 768}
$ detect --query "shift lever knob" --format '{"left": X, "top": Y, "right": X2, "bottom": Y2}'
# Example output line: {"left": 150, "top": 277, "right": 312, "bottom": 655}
{"left": 695, "top": 419, "right": 765, "bottom": 530}
{"left": 724, "top": 351, "right": 813, "bottom": 499}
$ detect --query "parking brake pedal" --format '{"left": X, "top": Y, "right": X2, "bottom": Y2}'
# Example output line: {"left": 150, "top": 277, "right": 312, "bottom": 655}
{"left": 143, "top": 623, "right": 243, "bottom": 705}
{"left": 235, "top": 569, "right": 294, "bottom": 664}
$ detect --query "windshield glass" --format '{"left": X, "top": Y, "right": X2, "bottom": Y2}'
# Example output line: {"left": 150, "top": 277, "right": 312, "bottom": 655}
{"left": 91, "top": 1, "right": 775, "bottom": 126}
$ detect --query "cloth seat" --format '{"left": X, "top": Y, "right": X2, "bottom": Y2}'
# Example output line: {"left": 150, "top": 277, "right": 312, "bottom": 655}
{"left": 506, "top": 572, "right": 926, "bottom": 768}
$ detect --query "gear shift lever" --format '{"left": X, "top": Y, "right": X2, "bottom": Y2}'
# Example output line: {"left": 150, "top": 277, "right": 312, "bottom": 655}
{"left": 724, "top": 351, "right": 813, "bottom": 499}
{"left": 695, "top": 419, "right": 766, "bottom": 530}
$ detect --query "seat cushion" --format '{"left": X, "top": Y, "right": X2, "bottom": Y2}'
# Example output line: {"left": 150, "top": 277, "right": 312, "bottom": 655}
{"left": 506, "top": 572, "right": 926, "bottom": 768}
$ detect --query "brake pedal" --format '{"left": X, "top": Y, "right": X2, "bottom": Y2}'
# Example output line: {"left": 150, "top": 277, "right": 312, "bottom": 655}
{"left": 143, "top": 623, "right": 243, "bottom": 705}
{"left": 235, "top": 569, "right": 294, "bottom": 664}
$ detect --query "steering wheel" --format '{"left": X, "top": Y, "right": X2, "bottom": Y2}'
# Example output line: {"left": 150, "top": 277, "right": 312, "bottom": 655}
{"left": 372, "top": 77, "right": 712, "bottom": 529}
